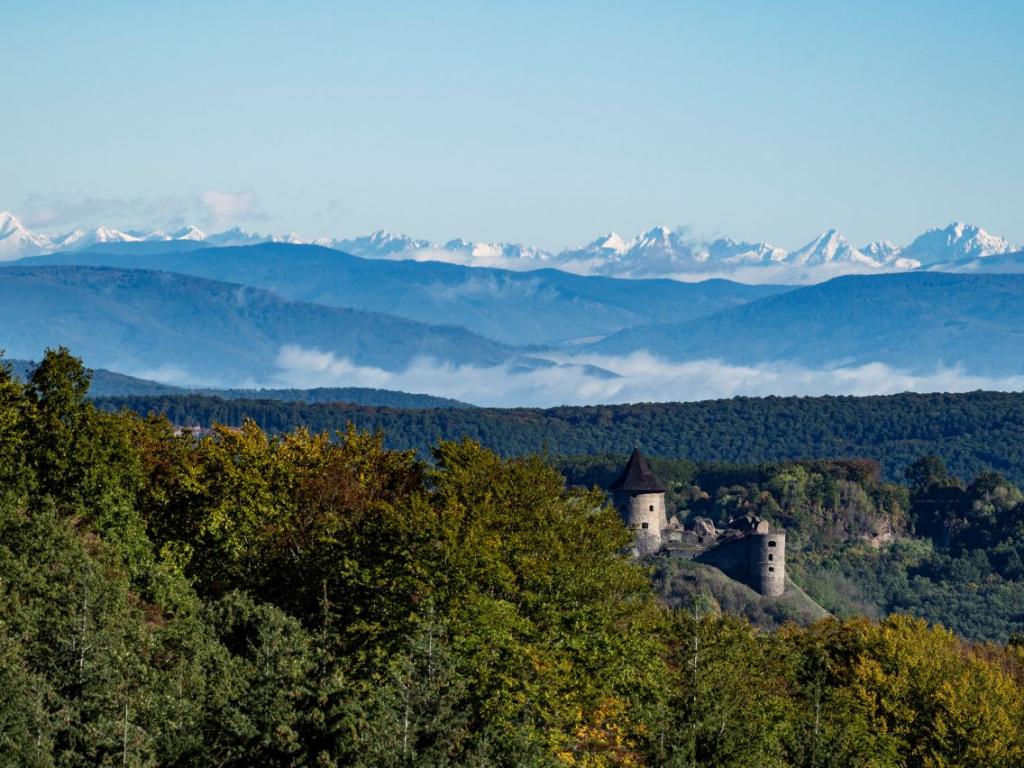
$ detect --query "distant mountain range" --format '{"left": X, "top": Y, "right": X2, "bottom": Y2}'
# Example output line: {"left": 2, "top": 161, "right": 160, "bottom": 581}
{"left": 1, "top": 211, "right": 1018, "bottom": 284}
{"left": 588, "top": 272, "right": 1024, "bottom": 376}
{"left": 3, "top": 261, "right": 1024, "bottom": 399}
{"left": 0, "top": 212, "right": 303, "bottom": 260}
{"left": 336, "top": 223, "right": 1018, "bottom": 282}
{"left": 4, "top": 220, "right": 1024, "bottom": 403}
{"left": 14, "top": 243, "right": 784, "bottom": 345}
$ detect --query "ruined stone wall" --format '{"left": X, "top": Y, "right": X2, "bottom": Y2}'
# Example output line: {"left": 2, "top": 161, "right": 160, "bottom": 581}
{"left": 694, "top": 536, "right": 751, "bottom": 584}
{"left": 693, "top": 531, "right": 786, "bottom": 596}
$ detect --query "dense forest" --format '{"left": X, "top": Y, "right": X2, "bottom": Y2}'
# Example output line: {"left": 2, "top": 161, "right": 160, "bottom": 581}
{"left": 5, "top": 349, "right": 1024, "bottom": 766}
{"left": 94, "top": 389, "right": 1024, "bottom": 484}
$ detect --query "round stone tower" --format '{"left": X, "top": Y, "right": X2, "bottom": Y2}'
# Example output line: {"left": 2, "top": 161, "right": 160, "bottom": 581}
{"left": 750, "top": 531, "right": 786, "bottom": 597}
{"left": 608, "top": 449, "right": 667, "bottom": 556}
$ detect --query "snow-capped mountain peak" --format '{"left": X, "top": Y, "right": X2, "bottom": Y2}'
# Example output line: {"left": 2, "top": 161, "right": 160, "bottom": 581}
{"left": 636, "top": 225, "right": 674, "bottom": 243}
{"left": 595, "top": 233, "right": 629, "bottom": 254}
{"left": 786, "top": 230, "right": 880, "bottom": 267}
{"left": 168, "top": 225, "right": 207, "bottom": 241}
{"left": 699, "top": 237, "right": 788, "bottom": 265}
{"left": 332, "top": 229, "right": 433, "bottom": 257}
{"left": 861, "top": 240, "right": 901, "bottom": 263}
{"left": 205, "top": 227, "right": 269, "bottom": 247}
{"left": 572, "top": 233, "right": 630, "bottom": 258}
{"left": 44, "top": 226, "right": 142, "bottom": 252}
{"left": 91, "top": 226, "right": 140, "bottom": 243}
{"left": 901, "top": 222, "right": 1016, "bottom": 266}
{"left": 0, "top": 211, "right": 51, "bottom": 259}
{"left": 622, "top": 227, "right": 690, "bottom": 261}
{"left": 50, "top": 229, "right": 89, "bottom": 248}
{"left": 0, "top": 211, "right": 29, "bottom": 237}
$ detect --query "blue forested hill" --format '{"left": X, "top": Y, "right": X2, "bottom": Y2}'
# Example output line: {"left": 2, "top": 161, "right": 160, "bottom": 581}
{"left": 12, "top": 242, "right": 787, "bottom": 345}
{"left": 589, "top": 272, "right": 1024, "bottom": 376}
{"left": 5, "top": 358, "right": 471, "bottom": 407}
{"left": 0, "top": 266, "right": 524, "bottom": 383}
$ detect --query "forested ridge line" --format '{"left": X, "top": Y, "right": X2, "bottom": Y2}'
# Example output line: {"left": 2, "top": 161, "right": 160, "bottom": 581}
{"left": 4, "top": 348, "right": 1024, "bottom": 766}
{"left": 96, "top": 389, "right": 1024, "bottom": 483}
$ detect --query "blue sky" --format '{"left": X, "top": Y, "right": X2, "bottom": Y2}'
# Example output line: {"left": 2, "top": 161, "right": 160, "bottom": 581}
{"left": 3, "top": 1, "right": 1022, "bottom": 250}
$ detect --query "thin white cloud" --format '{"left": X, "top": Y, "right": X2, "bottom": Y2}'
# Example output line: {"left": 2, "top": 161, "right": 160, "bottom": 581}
{"left": 271, "top": 346, "right": 1024, "bottom": 408}
{"left": 18, "top": 193, "right": 188, "bottom": 231}
{"left": 196, "top": 190, "right": 267, "bottom": 228}
{"left": 15, "top": 189, "right": 270, "bottom": 233}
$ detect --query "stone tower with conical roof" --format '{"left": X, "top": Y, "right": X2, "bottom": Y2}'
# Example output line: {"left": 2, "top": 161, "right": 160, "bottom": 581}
{"left": 609, "top": 449, "right": 667, "bottom": 556}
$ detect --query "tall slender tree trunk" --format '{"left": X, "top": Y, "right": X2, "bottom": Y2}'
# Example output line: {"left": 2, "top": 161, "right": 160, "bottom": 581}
{"left": 122, "top": 702, "right": 129, "bottom": 766}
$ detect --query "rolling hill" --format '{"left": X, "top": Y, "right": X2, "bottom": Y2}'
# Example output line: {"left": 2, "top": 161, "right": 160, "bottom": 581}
{"left": 4, "top": 358, "right": 471, "bottom": 407}
{"left": 0, "top": 266, "right": 525, "bottom": 385}
{"left": 588, "top": 272, "right": 1024, "bottom": 376}
{"left": 12, "top": 242, "right": 787, "bottom": 345}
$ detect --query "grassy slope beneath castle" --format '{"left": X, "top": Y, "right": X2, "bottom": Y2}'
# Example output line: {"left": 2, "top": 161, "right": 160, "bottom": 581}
{"left": 652, "top": 558, "right": 830, "bottom": 631}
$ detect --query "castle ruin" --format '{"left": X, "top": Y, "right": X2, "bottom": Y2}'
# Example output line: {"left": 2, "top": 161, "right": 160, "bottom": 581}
{"left": 609, "top": 449, "right": 786, "bottom": 597}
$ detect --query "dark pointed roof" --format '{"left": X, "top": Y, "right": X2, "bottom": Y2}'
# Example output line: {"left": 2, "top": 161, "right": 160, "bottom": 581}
{"left": 609, "top": 448, "right": 666, "bottom": 493}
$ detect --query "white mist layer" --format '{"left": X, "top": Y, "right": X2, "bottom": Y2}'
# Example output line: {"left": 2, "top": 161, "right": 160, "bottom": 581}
{"left": 265, "top": 346, "right": 1024, "bottom": 408}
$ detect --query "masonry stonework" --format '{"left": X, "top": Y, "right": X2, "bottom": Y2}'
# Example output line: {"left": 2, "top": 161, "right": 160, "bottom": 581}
{"left": 750, "top": 532, "right": 786, "bottom": 597}
{"left": 613, "top": 490, "right": 667, "bottom": 556}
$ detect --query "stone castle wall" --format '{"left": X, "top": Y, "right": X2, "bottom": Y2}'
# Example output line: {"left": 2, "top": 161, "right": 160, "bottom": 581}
{"left": 692, "top": 536, "right": 752, "bottom": 584}
{"left": 614, "top": 490, "right": 667, "bottom": 556}
{"left": 686, "top": 531, "right": 786, "bottom": 597}
{"left": 749, "top": 532, "right": 786, "bottom": 597}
